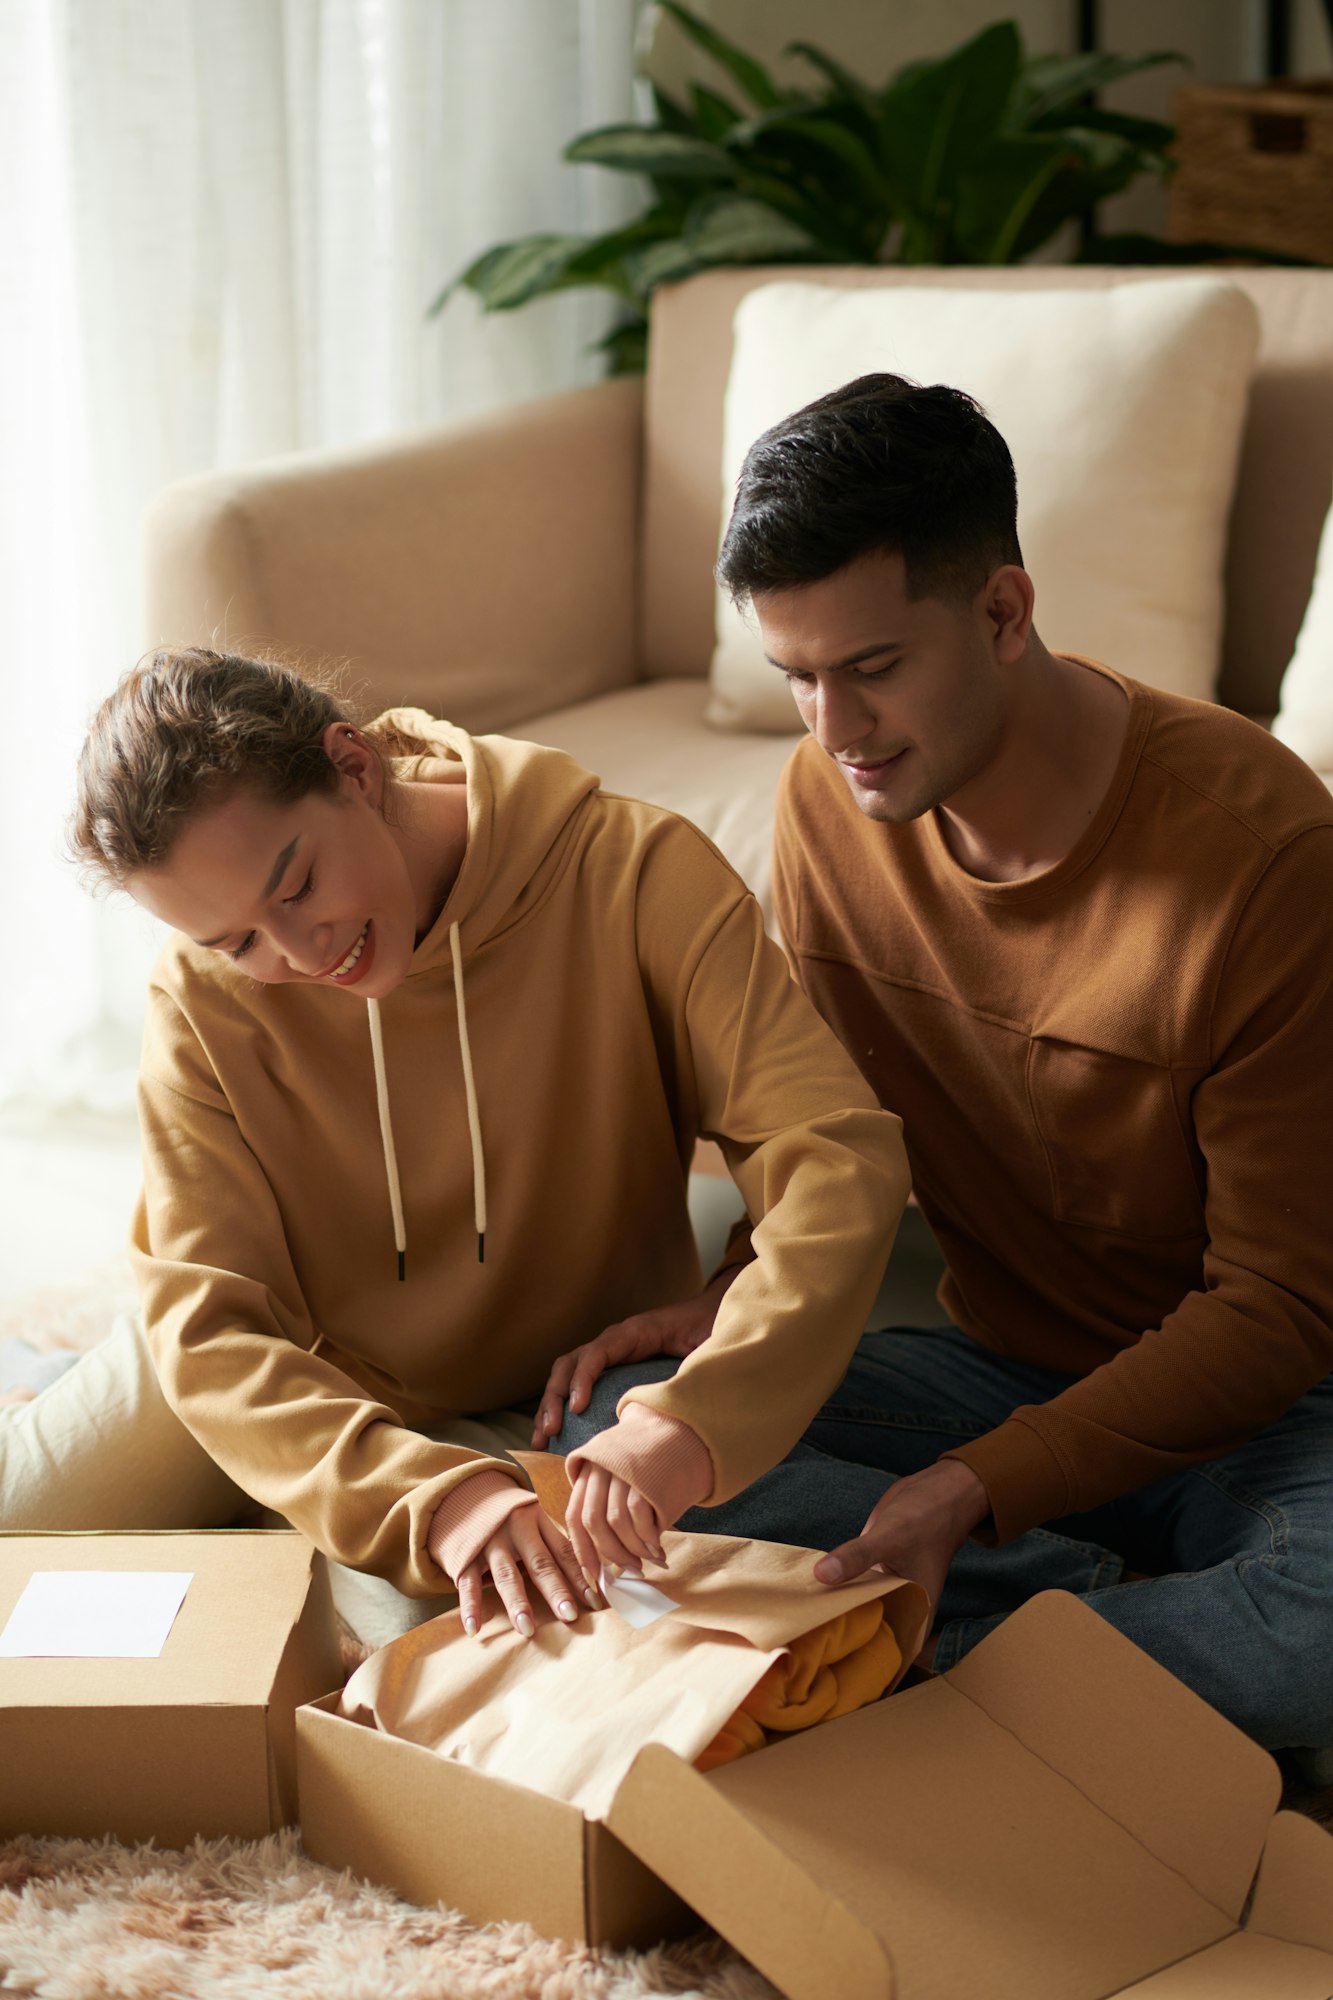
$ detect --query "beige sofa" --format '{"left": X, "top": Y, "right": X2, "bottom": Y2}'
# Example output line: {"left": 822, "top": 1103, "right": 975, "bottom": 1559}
{"left": 141, "top": 262, "right": 1333, "bottom": 1351}
{"left": 146, "top": 264, "right": 1333, "bottom": 922}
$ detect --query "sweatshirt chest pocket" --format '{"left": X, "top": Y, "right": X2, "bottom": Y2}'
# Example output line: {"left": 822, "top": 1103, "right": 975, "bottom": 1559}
{"left": 1026, "top": 1040, "right": 1204, "bottom": 1240}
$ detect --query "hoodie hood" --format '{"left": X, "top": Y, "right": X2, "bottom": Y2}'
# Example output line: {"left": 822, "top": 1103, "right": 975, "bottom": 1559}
{"left": 361, "top": 708, "right": 601, "bottom": 1279}
{"left": 372, "top": 708, "right": 601, "bottom": 970}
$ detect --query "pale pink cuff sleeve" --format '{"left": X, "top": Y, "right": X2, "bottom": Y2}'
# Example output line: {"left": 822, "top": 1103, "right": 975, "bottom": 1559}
{"left": 566, "top": 1402, "right": 715, "bottom": 1525}
{"left": 426, "top": 1470, "right": 539, "bottom": 1583}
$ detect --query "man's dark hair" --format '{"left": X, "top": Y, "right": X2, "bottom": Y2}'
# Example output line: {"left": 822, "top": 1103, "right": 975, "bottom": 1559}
{"left": 717, "top": 372, "right": 1023, "bottom": 608}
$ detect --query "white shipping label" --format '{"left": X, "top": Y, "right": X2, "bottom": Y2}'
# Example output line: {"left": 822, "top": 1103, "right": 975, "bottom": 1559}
{"left": 0, "top": 1571, "right": 192, "bottom": 1658}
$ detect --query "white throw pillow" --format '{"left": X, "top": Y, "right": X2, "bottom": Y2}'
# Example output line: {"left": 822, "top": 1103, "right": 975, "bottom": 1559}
{"left": 708, "top": 279, "right": 1260, "bottom": 732}
{"left": 1273, "top": 490, "right": 1333, "bottom": 776}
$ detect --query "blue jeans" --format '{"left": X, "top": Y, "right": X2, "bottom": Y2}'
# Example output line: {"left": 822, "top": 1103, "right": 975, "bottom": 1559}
{"left": 554, "top": 1326, "right": 1333, "bottom": 1752}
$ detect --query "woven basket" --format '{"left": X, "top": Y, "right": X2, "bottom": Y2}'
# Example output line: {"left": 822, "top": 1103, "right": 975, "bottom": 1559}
{"left": 1169, "top": 80, "right": 1333, "bottom": 264}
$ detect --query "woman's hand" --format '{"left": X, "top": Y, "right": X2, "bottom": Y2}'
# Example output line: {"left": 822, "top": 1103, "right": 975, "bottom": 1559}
{"left": 530, "top": 1266, "right": 740, "bottom": 1448}
{"left": 455, "top": 1501, "right": 595, "bottom": 1638}
{"left": 566, "top": 1462, "right": 666, "bottom": 1579}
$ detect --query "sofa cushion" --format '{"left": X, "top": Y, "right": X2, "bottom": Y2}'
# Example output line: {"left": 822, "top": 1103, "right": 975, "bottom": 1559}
{"left": 520, "top": 679, "right": 795, "bottom": 924}
{"left": 1273, "top": 488, "right": 1333, "bottom": 787}
{"left": 706, "top": 278, "right": 1260, "bottom": 732}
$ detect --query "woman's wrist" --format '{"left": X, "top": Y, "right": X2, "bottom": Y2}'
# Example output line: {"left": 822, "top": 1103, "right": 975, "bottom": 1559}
{"left": 427, "top": 1469, "right": 537, "bottom": 1583}
{"left": 567, "top": 1402, "right": 714, "bottom": 1524}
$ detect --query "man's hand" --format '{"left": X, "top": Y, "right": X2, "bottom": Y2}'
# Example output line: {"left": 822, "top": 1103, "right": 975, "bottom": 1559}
{"left": 530, "top": 1267, "right": 739, "bottom": 1447}
{"left": 814, "top": 1460, "right": 991, "bottom": 1642}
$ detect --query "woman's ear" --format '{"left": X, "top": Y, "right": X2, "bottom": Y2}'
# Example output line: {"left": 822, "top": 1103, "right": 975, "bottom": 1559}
{"left": 322, "top": 721, "right": 383, "bottom": 804}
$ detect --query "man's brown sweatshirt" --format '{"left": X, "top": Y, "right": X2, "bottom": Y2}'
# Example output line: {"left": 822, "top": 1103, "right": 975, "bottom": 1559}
{"left": 773, "top": 662, "right": 1333, "bottom": 1544}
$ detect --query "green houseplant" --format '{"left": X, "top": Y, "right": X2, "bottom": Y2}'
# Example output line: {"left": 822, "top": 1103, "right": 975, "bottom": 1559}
{"left": 431, "top": 7, "right": 1186, "bottom": 372}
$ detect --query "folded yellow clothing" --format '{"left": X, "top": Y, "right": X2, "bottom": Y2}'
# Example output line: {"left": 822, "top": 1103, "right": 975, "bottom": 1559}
{"left": 696, "top": 1600, "right": 901, "bottom": 1772}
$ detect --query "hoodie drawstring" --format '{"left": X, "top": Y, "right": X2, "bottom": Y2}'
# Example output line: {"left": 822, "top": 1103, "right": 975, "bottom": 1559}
{"left": 364, "top": 921, "right": 488, "bottom": 1280}
{"left": 450, "top": 921, "right": 488, "bottom": 1264}
{"left": 367, "top": 998, "right": 407, "bottom": 1281}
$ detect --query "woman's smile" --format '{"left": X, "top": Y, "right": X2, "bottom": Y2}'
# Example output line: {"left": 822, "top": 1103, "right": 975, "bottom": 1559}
{"left": 325, "top": 919, "right": 374, "bottom": 985}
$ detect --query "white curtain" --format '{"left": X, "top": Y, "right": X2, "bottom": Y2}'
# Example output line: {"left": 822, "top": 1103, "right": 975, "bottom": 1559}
{"left": 0, "top": 0, "right": 638, "bottom": 1114}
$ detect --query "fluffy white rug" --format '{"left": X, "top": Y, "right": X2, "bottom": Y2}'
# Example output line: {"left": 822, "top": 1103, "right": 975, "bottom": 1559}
{"left": 0, "top": 1828, "right": 777, "bottom": 1999}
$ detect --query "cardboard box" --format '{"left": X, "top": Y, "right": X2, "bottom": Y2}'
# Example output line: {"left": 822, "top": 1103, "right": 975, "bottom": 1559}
{"left": 299, "top": 1520, "right": 925, "bottom": 1952}
{"left": 0, "top": 1530, "right": 341, "bottom": 1845}
{"left": 300, "top": 1683, "right": 694, "bottom": 1949}
{"left": 298, "top": 1589, "right": 1333, "bottom": 1995}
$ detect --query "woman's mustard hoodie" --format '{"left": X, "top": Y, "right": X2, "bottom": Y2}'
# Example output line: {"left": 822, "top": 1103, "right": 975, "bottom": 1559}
{"left": 131, "top": 712, "right": 910, "bottom": 1595}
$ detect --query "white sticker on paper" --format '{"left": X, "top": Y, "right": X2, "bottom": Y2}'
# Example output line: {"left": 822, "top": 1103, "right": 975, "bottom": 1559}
{"left": 0, "top": 1571, "right": 193, "bottom": 1658}
{"left": 598, "top": 1566, "right": 677, "bottom": 1628}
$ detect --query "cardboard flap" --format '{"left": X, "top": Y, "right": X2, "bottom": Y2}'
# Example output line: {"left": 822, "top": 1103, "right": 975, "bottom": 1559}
{"left": 943, "top": 1592, "right": 1279, "bottom": 1920}
{"left": 606, "top": 1742, "right": 894, "bottom": 2000}
{"left": 1108, "top": 1931, "right": 1333, "bottom": 1995}
{"left": 609, "top": 1679, "right": 1234, "bottom": 2000}
{"left": 265, "top": 1554, "right": 342, "bottom": 1826}
{"left": 1246, "top": 1809, "right": 1333, "bottom": 1950}
{"left": 510, "top": 1448, "right": 572, "bottom": 1525}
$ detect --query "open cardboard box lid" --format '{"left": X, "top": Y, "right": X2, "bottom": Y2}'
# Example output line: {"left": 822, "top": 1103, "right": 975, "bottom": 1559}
{"left": 0, "top": 1529, "right": 340, "bottom": 1842}
{"left": 603, "top": 1591, "right": 1333, "bottom": 2000}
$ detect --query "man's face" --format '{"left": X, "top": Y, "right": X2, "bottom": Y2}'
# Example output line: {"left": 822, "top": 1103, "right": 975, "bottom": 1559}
{"left": 753, "top": 549, "right": 1015, "bottom": 824}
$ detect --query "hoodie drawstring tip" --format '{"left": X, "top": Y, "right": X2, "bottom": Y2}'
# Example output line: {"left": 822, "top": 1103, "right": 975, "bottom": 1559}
{"left": 477, "top": 1233, "right": 485, "bottom": 1265}
{"left": 397, "top": 1250, "right": 406, "bottom": 1283}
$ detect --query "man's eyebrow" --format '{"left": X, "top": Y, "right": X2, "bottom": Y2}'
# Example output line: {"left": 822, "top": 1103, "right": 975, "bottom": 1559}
{"left": 193, "top": 836, "right": 300, "bottom": 948}
{"left": 766, "top": 641, "right": 903, "bottom": 674}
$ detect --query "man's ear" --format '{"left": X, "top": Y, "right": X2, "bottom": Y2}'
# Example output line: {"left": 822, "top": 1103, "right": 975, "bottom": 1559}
{"left": 983, "top": 565, "right": 1036, "bottom": 663}
{"left": 321, "top": 721, "right": 383, "bottom": 804}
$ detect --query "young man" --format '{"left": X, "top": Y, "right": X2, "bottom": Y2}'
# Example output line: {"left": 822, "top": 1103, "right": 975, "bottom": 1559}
{"left": 552, "top": 373, "right": 1333, "bottom": 1760}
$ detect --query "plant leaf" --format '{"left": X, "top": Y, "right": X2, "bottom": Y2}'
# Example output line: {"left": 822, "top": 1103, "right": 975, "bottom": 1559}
{"left": 594, "top": 317, "right": 650, "bottom": 374}
{"left": 733, "top": 109, "right": 897, "bottom": 214}
{"left": 428, "top": 241, "right": 520, "bottom": 315}
{"left": 784, "top": 39, "right": 878, "bottom": 117}
{"left": 430, "top": 233, "right": 591, "bottom": 315}
{"left": 565, "top": 123, "right": 733, "bottom": 180}
{"left": 655, "top": 0, "right": 788, "bottom": 111}
{"left": 1054, "top": 106, "right": 1176, "bottom": 154}
{"left": 561, "top": 207, "right": 680, "bottom": 275}
{"left": 1055, "top": 128, "right": 1165, "bottom": 203}
{"left": 961, "top": 129, "right": 1145, "bottom": 264}
{"left": 685, "top": 192, "right": 821, "bottom": 262}
{"left": 1016, "top": 49, "right": 1186, "bottom": 125}
{"left": 879, "top": 21, "right": 1023, "bottom": 221}
{"left": 690, "top": 82, "right": 743, "bottom": 140}
{"left": 553, "top": 210, "right": 685, "bottom": 303}
{"left": 649, "top": 82, "right": 695, "bottom": 135}
{"left": 623, "top": 191, "right": 821, "bottom": 293}
{"left": 621, "top": 236, "right": 706, "bottom": 293}
{"left": 724, "top": 156, "right": 869, "bottom": 258}
{"left": 953, "top": 133, "right": 1075, "bottom": 263}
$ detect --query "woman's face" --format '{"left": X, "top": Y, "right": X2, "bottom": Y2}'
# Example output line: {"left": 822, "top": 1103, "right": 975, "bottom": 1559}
{"left": 127, "top": 727, "right": 440, "bottom": 999}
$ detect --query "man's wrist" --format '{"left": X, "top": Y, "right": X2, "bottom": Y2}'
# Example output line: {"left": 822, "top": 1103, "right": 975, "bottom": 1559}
{"left": 931, "top": 1457, "right": 992, "bottom": 1541}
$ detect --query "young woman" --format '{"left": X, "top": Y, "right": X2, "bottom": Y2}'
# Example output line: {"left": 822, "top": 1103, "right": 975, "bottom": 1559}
{"left": 5, "top": 647, "right": 908, "bottom": 1637}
